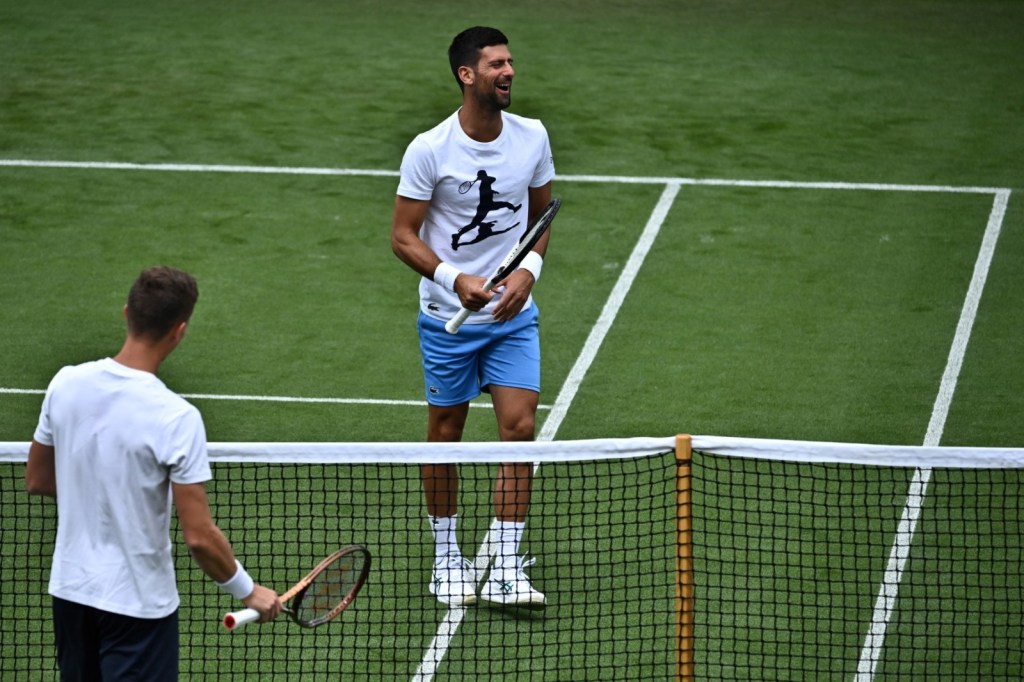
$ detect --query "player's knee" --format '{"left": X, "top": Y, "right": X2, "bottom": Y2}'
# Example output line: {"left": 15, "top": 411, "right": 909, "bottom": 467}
{"left": 498, "top": 414, "right": 535, "bottom": 442}
{"left": 428, "top": 406, "right": 469, "bottom": 442}
{"left": 432, "top": 422, "right": 465, "bottom": 442}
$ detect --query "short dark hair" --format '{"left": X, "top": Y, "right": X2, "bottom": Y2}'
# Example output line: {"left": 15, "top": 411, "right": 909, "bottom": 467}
{"left": 448, "top": 26, "right": 509, "bottom": 89}
{"left": 125, "top": 266, "right": 199, "bottom": 340}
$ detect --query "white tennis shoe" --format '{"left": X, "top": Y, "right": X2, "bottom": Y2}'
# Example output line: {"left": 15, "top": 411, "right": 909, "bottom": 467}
{"left": 429, "top": 553, "right": 478, "bottom": 606}
{"left": 480, "top": 556, "right": 547, "bottom": 609}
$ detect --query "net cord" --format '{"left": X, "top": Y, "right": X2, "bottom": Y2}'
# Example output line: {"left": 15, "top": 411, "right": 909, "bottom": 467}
{"left": 691, "top": 435, "right": 1024, "bottom": 468}
{"left": 3, "top": 436, "right": 1021, "bottom": 466}
{"left": 0, "top": 438, "right": 676, "bottom": 463}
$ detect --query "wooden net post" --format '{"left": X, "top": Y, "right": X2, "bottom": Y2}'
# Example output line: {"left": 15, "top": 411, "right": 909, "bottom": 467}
{"left": 676, "top": 434, "right": 695, "bottom": 682}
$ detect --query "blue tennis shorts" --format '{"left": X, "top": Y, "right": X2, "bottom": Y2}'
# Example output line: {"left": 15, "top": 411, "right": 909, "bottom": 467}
{"left": 418, "top": 305, "right": 540, "bottom": 406}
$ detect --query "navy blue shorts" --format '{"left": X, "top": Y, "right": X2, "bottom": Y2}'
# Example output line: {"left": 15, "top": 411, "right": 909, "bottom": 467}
{"left": 418, "top": 305, "right": 540, "bottom": 406}
{"left": 52, "top": 596, "right": 178, "bottom": 682}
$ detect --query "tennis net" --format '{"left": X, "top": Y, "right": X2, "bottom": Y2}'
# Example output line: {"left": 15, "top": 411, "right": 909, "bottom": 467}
{"left": 1, "top": 436, "right": 1022, "bottom": 680}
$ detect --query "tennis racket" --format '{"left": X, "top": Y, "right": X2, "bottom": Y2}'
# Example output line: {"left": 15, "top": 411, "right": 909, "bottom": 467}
{"left": 223, "top": 545, "right": 371, "bottom": 631}
{"left": 444, "top": 197, "right": 561, "bottom": 334}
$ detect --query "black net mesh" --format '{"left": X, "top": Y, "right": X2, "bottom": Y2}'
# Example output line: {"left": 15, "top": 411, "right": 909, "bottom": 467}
{"left": 2, "top": 442, "right": 1022, "bottom": 680}
{"left": 692, "top": 451, "right": 1023, "bottom": 680}
{"left": 2, "top": 451, "right": 676, "bottom": 680}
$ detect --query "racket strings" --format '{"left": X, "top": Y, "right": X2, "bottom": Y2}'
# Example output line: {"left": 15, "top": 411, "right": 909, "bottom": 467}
{"left": 293, "top": 551, "right": 368, "bottom": 626}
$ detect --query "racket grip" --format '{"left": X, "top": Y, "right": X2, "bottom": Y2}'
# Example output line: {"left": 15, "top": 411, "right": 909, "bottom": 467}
{"left": 445, "top": 308, "right": 472, "bottom": 334}
{"left": 223, "top": 608, "right": 260, "bottom": 631}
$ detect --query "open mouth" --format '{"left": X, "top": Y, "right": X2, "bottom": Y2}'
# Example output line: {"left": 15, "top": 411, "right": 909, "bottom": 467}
{"left": 496, "top": 81, "right": 511, "bottom": 94}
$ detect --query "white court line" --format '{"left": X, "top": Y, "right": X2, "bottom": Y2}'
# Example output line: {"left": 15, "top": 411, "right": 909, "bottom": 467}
{"left": 0, "top": 158, "right": 1008, "bottom": 194}
{"left": 538, "top": 181, "right": 682, "bottom": 441}
{"left": 854, "top": 188, "right": 1011, "bottom": 680}
{"left": 0, "top": 159, "right": 401, "bottom": 178}
{"left": 411, "top": 608, "right": 468, "bottom": 682}
{"left": 0, "top": 387, "right": 551, "bottom": 411}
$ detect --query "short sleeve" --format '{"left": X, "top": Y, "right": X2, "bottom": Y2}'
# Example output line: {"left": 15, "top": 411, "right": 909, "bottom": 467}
{"left": 32, "top": 367, "right": 69, "bottom": 447}
{"left": 531, "top": 127, "right": 555, "bottom": 188}
{"left": 164, "top": 405, "right": 212, "bottom": 485}
{"left": 33, "top": 391, "right": 54, "bottom": 446}
{"left": 397, "top": 135, "right": 437, "bottom": 201}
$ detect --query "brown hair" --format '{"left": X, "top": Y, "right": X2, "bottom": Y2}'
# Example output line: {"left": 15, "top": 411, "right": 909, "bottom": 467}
{"left": 125, "top": 266, "right": 199, "bottom": 340}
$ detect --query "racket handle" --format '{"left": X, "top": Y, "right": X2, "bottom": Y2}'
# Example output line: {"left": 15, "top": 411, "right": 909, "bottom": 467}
{"left": 223, "top": 608, "right": 260, "bottom": 631}
{"left": 445, "top": 307, "right": 472, "bottom": 334}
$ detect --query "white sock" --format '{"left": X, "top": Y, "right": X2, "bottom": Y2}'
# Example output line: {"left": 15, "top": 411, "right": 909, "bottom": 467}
{"left": 493, "top": 519, "right": 525, "bottom": 572}
{"left": 428, "top": 515, "right": 460, "bottom": 559}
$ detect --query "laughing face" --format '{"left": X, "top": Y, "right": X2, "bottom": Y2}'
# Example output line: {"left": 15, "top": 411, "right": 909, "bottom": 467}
{"left": 469, "top": 44, "right": 515, "bottom": 111}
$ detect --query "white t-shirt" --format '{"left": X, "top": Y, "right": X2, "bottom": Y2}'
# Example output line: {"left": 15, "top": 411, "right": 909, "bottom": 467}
{"left": 33, "top": 358, "right": 211, "bottom": 618}
{"left": 398, "top": 109, "right": 555, "bottom": 323}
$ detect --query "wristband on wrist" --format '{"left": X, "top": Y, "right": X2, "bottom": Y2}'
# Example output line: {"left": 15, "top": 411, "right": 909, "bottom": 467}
{"left": 217, "top": 559, "right": 255, "bottom": 600}
{"left": 433, "top": 262, "right": 461, "bottom": 292}
{"left": 518, "top": 251, "right": 544, "bottom": 282}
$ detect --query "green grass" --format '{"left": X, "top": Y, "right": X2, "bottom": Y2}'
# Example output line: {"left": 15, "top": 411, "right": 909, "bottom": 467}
{"left": 1, "top": 0, "right": 1022, "bottom": 679}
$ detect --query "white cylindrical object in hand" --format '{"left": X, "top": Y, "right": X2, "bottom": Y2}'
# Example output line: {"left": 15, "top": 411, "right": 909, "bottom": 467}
{"left": 223, "top": 608, "right": 260, "bottom": 631}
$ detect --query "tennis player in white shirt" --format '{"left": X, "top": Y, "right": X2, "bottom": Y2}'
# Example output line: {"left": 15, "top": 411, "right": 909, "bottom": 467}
{"left": 26, "top": 266, "right": 281, "bottom": 680}
{"left": 391, "top": 26, "right": 555, "bottom": 609}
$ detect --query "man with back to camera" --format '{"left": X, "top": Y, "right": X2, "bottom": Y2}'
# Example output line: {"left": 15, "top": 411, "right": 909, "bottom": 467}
{"left": 26, "top": 266, "right": 281, "bottom": 680}
{"left": 391, "top": 26, "right": 555, "bottom": 609}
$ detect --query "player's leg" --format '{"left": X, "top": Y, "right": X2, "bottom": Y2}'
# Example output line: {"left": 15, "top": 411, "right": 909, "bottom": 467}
{"left": 490, "top": 385, "right": 537, "bottom": 523}
{"left": 97, "top": 608, "right": 178, "bottom": 682}
{"left": 424, "top": 402, "right": 470, "bottom": 517}
{"left": 479, "top": 307, "right": 540, "bottom": 526}
{"left": 52, "top": 597, "right": 102, "bottom": 682}
{"left": 484, "top": 386, "right": 545, "bottom": 607}
{"left": 423, "top": 402, "right": 468, "bottom": 579}
{"left": 418, "top": 312, "right": 484, "bottom": 605}
{"left": 476, "top": 308, "right": 547, "bottom": 608}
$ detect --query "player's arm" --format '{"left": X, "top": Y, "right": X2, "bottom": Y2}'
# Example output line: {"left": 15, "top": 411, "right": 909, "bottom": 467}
{"left": 525, "top": 182, "right": 554, "bottom": 259}
{"left": 25, "top": 440, "right": 56, "bottom": 497}
{"left": 172, "top": 481, "right": 282, "bottom": 621}
{"left": 390, "top": 195, "right": 490, "bottom": 310}
{"left": 492, "top": 182, "right": 553, "bottom": 321}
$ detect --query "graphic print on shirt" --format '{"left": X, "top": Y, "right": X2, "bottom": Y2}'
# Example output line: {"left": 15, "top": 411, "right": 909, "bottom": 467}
{"left": 451, "top": 169, "right": 521, "bottom": 250}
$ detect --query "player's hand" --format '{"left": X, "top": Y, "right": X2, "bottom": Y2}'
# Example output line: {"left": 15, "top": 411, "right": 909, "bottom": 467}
{"left": 454, "top": 273, "right": 494, "bottom": 311}
{"left": 491, "top": 269, "right": 535, "bottom": 322}
{"left": 243, "top": 584, "right": 283, "bottom": 622}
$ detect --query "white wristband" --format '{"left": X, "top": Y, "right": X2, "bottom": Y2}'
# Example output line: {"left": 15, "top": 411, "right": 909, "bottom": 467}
{"left": 433, "top": 262, "right": 461, "bottom": 292}
{"left": 518, "top": 251, "right": 543, "bottom": 282}
{"left": 217, "top": 560, "right": 255, "bottom": 600}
